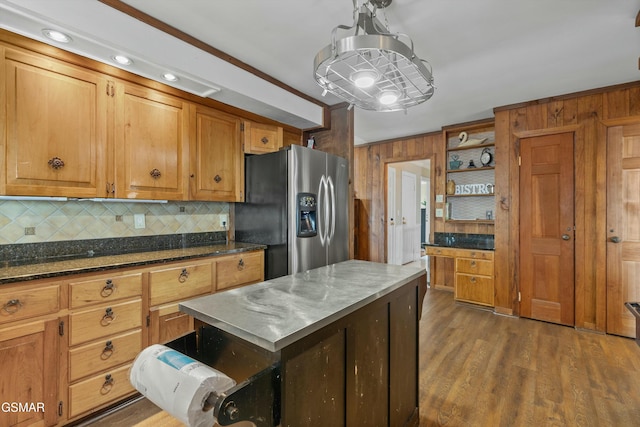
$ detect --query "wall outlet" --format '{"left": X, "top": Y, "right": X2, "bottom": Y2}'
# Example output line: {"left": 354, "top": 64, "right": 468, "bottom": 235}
{"left": 219, "top": 214, "right": 228, "bottom": 227}
{"left": 134, "top": 213, "right": 146, "bottom": 229}
{"left": 435, "top": 208, "right": 443, "bottom": 218}
{"left": 435, "top": 194, "right": 444, "bottom": 203}
{"left": 24, "top": 226, "right": 36, "bottom": 235}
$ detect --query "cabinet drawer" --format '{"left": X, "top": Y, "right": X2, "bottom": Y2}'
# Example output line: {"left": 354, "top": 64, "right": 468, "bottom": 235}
{"left": 69, "top": 329, "right": 142, "bottom": 382}
{"left": 68, "top": 363, "right": 135, "bottom": 418}
{"left": 216, "top": 251, "right": 264, "bottom": 291}
{"left": 69, "top": 272, "right": 143, "bottom": 309}
{"left": 0, "top": 284, "right": 59, "bottom": 325}
{"left": 69, "top": 299, "right": 142, "bottom": 346}
{"left": 456, "top": 258, "right": 493, "bottom": 276}
{"left": 455, "top": 274, "right": 494, "bottom": 306}
{"left": 149, "top": 261, "right": 213, "bottom": 306}
{"left": 455, "top": 249, "right": 493, "bottom": 260}
{"left": 425, "top": 246, "right": 456, "bottom": 258}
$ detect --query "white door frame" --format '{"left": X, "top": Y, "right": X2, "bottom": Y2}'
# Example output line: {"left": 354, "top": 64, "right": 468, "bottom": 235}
{"left": 387, "top": 166, "right": 398, "bottom": 264}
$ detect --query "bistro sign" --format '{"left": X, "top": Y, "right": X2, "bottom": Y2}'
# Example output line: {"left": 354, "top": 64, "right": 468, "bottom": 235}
{"left": 455, "top": 183, "right": 494, "bottom": 195}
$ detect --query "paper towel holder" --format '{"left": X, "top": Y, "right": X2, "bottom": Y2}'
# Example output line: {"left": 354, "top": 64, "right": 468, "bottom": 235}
{"left": 212, "top": 362, "right": 281, "bottom": 426}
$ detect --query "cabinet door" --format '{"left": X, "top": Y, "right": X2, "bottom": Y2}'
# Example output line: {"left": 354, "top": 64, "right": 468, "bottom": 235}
{"left": 2, "top": 47, "right": 107, "bottom": 197}
{"left": 114, "top": 82, "right": 189, "bottom": 200}
{"left": 243, "top": 121, "right": 283, "bottom": 154}
{"left": 0, "top": 319, "right": 59, "bottom": 427}
{"left": 148, "top": 303, "right": 194, "bottom": 345}
{"left": 190, "top": 104, "right": 243, "bottom": 201}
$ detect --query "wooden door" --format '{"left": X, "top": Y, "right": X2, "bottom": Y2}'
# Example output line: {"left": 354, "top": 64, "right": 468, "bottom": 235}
{"left": 189, "top": 104, "right": 243, "bottom": 201}
{"left": 0, "top": 319, "right": 59, "bottom": 427}
{"left": 3, "top": 47, "right": 107, "bottom": 197}
{"left": 114, "top": 82, "right": 189, "bottom": 200}
{"left": 519, "top": 133, "right": 575, "bottom": 325}
{"left": 606, "top": 124, "right": 640, "bottom": 338}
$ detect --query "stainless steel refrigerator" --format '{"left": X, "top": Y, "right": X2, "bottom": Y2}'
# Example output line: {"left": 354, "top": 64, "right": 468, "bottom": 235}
{"left": 235, "top": 145, "right": 349, "bottom": 279}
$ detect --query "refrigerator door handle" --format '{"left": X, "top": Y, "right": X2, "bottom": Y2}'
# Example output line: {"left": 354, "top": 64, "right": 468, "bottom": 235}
{"left": 318, "top": 175, "right": 327, "bottom": 245}
{"left": 327, "top": 175, "right": 336, "bottom": 243}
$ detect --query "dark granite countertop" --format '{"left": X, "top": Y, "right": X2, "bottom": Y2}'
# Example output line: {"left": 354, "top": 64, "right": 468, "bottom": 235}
{"left": 0, "top": 241, "right": 265, "bottom": 285}
{"left": 425, "top": 232, "right": 495, "bottom": 251}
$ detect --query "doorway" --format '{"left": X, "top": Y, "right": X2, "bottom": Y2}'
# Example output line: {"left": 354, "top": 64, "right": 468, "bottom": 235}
{"left": 519, "top": 132, "right": 575, "bottom": 326}
{"left": 386, "top": 160, "right": 431, "bottom": 267}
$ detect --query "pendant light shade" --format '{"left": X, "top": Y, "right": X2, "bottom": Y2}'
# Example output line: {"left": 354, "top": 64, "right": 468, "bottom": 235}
{"left": 314, "top": 0, "right": 434, "bottom": 112}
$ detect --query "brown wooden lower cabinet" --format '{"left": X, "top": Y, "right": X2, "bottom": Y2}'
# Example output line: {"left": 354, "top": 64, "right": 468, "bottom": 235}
{"left": 0, "top": 249, "right": 264, "bottom": 426}
{"left": 426, "top": 246, "right": 495, "bottom": 307}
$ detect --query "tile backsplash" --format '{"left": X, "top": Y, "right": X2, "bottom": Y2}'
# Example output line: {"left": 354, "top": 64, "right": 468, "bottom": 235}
{"left": 0, "top": 199, "right": 229, "bottom": 244}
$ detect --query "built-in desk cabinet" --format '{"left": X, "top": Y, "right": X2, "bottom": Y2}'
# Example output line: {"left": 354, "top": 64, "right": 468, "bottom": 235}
{"left": 425, "top": 246, "right": 495, "bottom": 307}
{"left": 0, "top": 249, "right": 264, "bottom": 426}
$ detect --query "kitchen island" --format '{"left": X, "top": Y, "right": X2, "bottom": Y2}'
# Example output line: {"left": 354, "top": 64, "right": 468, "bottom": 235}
{"left": 179, "top": 260, "right": 426, "bottom": 427}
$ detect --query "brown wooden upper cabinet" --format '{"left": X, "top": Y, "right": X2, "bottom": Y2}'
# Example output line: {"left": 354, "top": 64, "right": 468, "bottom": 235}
{"left": 113, "top": 81, "right": 190, "bottom": 201}
{"left": 1, "top": 41, "right": 249, "bottom": 202}
{"left": 2, "top": 46, "right": 109, "bottom": 198}
{"left": 243, "top": 120, "right": 283, "bottom": 154}
{"left": 190, "top": 104, "right": 244, "bottom": 202}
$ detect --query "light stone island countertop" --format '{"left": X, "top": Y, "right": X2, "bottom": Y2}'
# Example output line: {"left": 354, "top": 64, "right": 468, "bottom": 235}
{"left": 179, "top": 260, "right": 426, "bottom": 352}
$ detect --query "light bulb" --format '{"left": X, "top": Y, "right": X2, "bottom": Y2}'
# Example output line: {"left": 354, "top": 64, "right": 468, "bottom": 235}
{"left": 351, "top": 70, "right": 379, "bottom": 88}
{"left": 378, "top": 91, "right": 399, "bottom": 105}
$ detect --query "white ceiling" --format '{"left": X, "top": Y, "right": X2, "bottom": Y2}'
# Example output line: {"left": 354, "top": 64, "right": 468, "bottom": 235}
{"left": 1, "top": 0, "right": 639, "bottom": 145}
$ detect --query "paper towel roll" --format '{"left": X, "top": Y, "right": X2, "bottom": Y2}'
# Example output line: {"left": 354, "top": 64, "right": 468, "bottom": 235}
{"left": 130, "top": 344, "right": 236, "bottom": 427}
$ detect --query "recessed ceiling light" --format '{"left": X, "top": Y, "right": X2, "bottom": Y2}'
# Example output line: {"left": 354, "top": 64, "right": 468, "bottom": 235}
{"left": 112, "top": 55, "right": 133, "bottom": 66}
{"left": 162, "top": 73, "right": 179, "bottom": 82}
{"left": 42, "top": 29, "right": 72, "bottom": 43}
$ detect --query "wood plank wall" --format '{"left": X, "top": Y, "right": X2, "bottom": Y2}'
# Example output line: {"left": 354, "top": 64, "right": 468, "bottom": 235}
{"left": 493, "top": 81, "right": 640, "bottom": 331}
{"left": 354, "top": 80, "right": 640, "bottom": 334}
{"left": 353, "top": 132, "right": 442, "bottom": 263}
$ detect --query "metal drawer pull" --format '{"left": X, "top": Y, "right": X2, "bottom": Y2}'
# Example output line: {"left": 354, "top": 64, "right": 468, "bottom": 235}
{"left": 214, "top": 174, "right": 222, "bottom": 183}
{"left": 48, "top": 156, "right": 65, "bottom": 170}
{"left": 610, "top": 236, "right": 621, "bottom": 243}
{"left": 101, "top": 279, "right": 116, "bottom": 297}
{"left": 261, "top": 136, "right": 269, "bottom": 144}
{"left": 237, "top": 258, "right": 245, "bottom": 270}
{"left": 470, "top": 261, "right": 477, "bottom": 267}
{"left": 3, "top": 299, "right": 22, "bottom": 314}
{"left": 470, "top": 277, "right": 477, "bottom": 283}
{"left": 178, "top": 268, "right": 189, "bottom": 283}
{"left": 101, "top": 307, "right": 116, "bottom": 325}
{"left": 101, "top": 374, "right": 114, "bottom": 395}
{"left": 101, "top": 340, "right": 114, "bottom": 360}
{"left": 150, "top": 168, "right": 161, "bottom": 179}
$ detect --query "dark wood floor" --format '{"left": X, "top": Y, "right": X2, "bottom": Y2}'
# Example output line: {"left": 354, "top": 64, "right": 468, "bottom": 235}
{"left": 86, "top": 288, "right": 640, "bottom": 427}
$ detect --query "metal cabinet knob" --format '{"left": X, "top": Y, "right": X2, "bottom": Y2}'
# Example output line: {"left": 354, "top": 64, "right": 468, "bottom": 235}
{"left": 610, "top": 236, "right": 621, "bottom": 243}
{"left": 561, "top": 234, "right": 571, "bottom": 241}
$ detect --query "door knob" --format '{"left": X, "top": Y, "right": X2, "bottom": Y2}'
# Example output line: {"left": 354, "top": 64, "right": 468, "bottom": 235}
{"left": 561, "top": 234, "right": 571, "bottom": 241}
{"left": 610, "top": 236, "right": 621, "bottom": 243}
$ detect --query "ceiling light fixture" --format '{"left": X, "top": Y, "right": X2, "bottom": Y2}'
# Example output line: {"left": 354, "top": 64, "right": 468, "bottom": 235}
{"left": 314, "top": 0, "right": 434, "bottom": 112}
{"left": 162, "top": 72, "right": 179, "bottom": 82}
{"left": 112, "top": 55, "right": 133, "bottom": 65}
{"left": 42, "top": 29, "right": 72, "bottom": 43}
